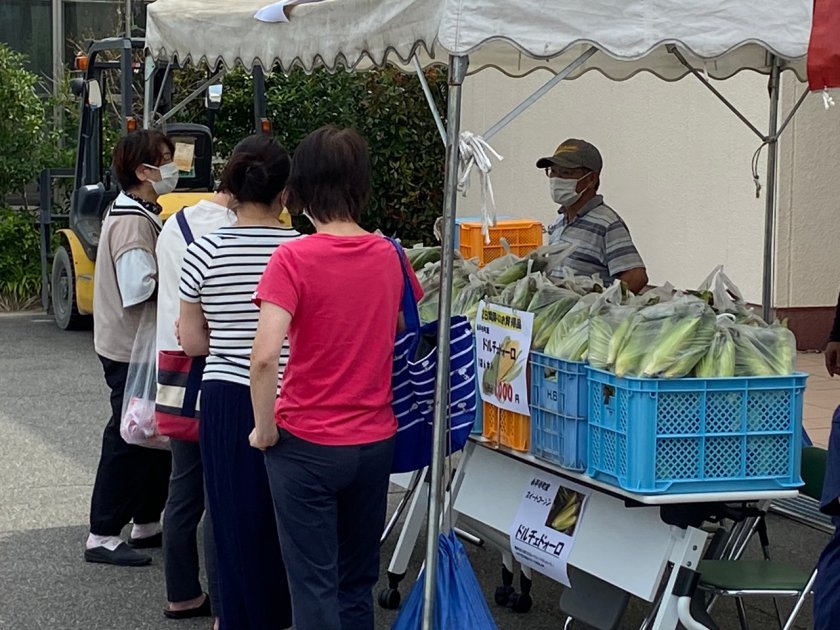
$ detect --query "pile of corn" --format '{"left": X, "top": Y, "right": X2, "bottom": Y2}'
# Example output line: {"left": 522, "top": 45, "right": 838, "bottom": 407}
{"left": 408, "top": 247, "right": 796, "bottom": 379}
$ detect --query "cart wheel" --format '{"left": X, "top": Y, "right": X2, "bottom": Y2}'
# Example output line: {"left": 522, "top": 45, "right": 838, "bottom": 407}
{"left": 377, "top": 587, "right": 401, "bottom": 610}
{"left": 495, "top": 585, "right": 515, "bottom": 606}
{"left": 508, "top": 592, "right": 533, "bottom": 614}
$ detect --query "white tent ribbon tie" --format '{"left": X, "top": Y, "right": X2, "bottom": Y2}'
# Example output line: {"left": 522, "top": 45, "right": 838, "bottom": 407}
{"left": 457, "top": 131, "right": 503, "bottom": 244}
{"left": 823, "top": 88, "right": 836, "bottom": 110}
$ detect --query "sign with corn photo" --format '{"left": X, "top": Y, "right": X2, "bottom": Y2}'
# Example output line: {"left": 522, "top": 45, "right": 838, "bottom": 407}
{"left": 510, "top": 472, "right": 590, "bottom": 586}
{"left": 475, "top": 301, "right": 534, "bottom": 416}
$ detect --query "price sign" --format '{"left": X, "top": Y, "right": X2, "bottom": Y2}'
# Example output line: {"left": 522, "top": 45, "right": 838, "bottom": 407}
{"left": 475, "top": 300, "right": 534, "bottom": 415}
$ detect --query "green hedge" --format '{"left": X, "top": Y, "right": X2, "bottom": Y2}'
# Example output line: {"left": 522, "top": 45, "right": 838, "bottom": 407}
{"left": 0, "top": 207, "right": 41, "bottom": 310}
{"left": 0, "top": 59, "right": 448, "bottom": 310}
{"left": 209, "top": 66, "right": 447, "bottom": 242}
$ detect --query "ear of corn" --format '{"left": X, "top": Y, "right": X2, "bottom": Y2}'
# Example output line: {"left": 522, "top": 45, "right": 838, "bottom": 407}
{"left": 695, "top": 323, "right": 737, "bottom": 378}
{"left": 405, "top": 246, "right": 441, "bottom": 271}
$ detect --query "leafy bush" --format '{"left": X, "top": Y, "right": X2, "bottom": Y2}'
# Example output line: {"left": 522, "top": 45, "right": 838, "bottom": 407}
{"left": 0, "top": 207, "right": 41, "bottom": 311}
{"left": 197, "top": 66, "right": 448, "bottom": 243}
{"left": 0, "top": 43, "right": 48, "bottom": 201}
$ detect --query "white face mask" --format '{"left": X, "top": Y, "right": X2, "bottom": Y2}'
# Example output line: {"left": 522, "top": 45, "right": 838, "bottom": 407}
{"left": 550, "top": 174, "right": 589, "bottom": 208}
{"left": 144, "top": 162, "right": 180, "bottom": 195}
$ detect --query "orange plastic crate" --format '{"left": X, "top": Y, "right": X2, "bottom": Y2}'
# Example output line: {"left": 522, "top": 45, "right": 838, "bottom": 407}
{"left": 459, "top": 219, "right": 544, "bottom": 266}
{"left": 482, "top": 402, "right": 530, "bottom": 452}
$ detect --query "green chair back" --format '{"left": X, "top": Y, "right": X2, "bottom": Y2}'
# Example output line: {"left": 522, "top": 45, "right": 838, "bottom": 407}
{"left": 800, "top": 446, "right": 827, "bottom": 502}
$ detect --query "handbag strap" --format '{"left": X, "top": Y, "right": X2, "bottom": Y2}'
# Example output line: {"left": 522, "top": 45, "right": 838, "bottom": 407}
{"left": 387, "top": 238, "right": 421, "bottom": 333}
{"left": 175, "top": 209, "right": 195, "bottom": 245}
{"left": 180, "top": 356, "right": 205, "bottom": 417}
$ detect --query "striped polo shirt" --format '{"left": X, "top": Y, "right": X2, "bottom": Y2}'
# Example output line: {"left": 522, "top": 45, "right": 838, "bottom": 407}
{"left": 179, "top": 225, "right": 300, "bottom": 387}
{"left": 547, "top": 194, "right": 644, "bottom": 284}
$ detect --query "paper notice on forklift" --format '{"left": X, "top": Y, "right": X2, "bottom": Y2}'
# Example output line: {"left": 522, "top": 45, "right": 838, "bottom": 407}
{"left": 174, "top": 142, "right": 195, "bottom": 174}
{"left": 510, "top": 472, "right": 590, "bottom": 586}
{"left": 475, "top": 300, "right": 534, "bottom": 416}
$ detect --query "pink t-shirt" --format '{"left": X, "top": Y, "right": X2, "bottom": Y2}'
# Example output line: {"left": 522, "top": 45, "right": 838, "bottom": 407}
{"left": 254, "top": 233, "right": 423, "bottom": 446}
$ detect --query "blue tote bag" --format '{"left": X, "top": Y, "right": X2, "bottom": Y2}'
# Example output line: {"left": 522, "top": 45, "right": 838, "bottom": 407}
{"left": 390, "top": 240, "right": 477, "bottom": 474}
{"left": 391, "top": 531, "right": 499, "bottom": 630}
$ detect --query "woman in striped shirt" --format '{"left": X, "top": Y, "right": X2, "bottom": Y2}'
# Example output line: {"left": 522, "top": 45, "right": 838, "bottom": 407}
{"left": 178, "top": 135, "right": 299, "bottom": 629}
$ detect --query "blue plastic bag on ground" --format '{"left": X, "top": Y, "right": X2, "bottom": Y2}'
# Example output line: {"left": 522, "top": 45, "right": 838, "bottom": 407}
{"left": 392, "top": 531, "right": 498, "bottom": 630}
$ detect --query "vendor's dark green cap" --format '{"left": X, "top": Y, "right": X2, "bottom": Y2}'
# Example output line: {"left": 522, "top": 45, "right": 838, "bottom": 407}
{"left": 536, "top": 138, "right": 603, "bottom": 172}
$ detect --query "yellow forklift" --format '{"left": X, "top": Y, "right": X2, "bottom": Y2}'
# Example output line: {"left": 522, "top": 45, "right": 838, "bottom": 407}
{"left": 39, "top": 36, "right": 278, "bottom": 329}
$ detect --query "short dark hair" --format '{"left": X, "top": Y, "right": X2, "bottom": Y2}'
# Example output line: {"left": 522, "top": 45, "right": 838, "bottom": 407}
{"left": 285, "top": 126, "right": 370, "bottom": 223}
{"left": 219, "top": 135, "right": 290, "bottom": 206}
{"left": 112, "top": 130, "right": 175, "bottom": 191}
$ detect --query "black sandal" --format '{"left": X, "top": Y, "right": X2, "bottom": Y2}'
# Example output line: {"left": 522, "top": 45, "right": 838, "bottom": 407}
{"left": 164, "top": 594, "right": 211, "bottom": 620}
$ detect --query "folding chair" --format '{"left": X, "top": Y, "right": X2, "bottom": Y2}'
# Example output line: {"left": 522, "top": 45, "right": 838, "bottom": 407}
{"left": 696, "top": 446, "right": 827, "bottom": 629}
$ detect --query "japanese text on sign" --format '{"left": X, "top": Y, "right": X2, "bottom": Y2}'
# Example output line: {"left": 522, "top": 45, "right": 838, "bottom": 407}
{"left": 475, "top": 301, "right": 533, "bottom": 416}
{"left": 509, "top": 472, "right": 589, "bottom": 587}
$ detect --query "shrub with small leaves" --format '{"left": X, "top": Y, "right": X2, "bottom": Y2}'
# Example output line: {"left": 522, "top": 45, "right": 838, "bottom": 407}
{"left": 0, "top": 44, "right": 47, "bottom": 200}
{"left": 0, "top": 207, "right": 41, "bottom": 310}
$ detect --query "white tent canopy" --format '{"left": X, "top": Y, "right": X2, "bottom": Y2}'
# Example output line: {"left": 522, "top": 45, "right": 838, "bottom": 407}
{"left": 144, "top": 2, "right": 819, "bottom": 627}
{"left": 146, "top": 0, "right": 813, "bottom": 79}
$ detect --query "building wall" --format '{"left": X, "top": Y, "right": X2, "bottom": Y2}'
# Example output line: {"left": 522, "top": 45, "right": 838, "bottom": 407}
{"left": 457, "top": 68, "right": 774, "bottom": 303}
{"left": 776, "top": 74, "right": 840, "bottom": 309}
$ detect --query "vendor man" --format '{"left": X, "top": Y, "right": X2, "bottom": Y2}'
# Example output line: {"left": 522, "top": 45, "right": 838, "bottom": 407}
{"left": 537, "top": 139, "right": 648, "bottom": 294}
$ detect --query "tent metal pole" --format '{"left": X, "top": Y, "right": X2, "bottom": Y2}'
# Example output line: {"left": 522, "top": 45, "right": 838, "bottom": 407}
{"left": 154, "top": 70, "right": 226, "bottom": 126}
{"left": 762, "top": 57, "right": 781, "bottom": 324}
{"left": 668, "top": 46, "right": 766, "bottom": 141}
{"left": 421, "top": 53, "right": 469, "bottom": 630}
{"left": 483, "top": 46, "right": 598, "bottom": 141}
{"left": 143, "top": 56, "right": 155, "bottom": 129}
{"left": 775, "top": 87, "right": 809, "bottom": 140}
{"left": 51, "top": 0, "right": 64, "bottom": 139}
{"left": 414, "top": 56, "right": 447, "bottom": 146}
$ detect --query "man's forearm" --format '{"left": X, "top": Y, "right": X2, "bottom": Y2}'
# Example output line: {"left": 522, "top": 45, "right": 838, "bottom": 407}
{"left": 250, "top": 360, "right": 278, "bottom": 431}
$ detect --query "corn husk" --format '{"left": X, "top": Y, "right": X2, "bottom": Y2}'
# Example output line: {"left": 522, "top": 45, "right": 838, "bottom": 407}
{"left": 405, "top": 246, "right": 441, "bottom": 271}
{"left": 613, "top": 297, "right": 716, "bottom": 378}
{"left": 732, "top": 322, "right": 795, "bottom": 376}
{"left": 528, "top": 281, "right": 581, "bottom": 351}
{"left": 695, "top": 317, "right": 737, "bottom": 378}
{"left": 544, "top": 293, "right": 599, "bottom": 361}
{"left": 452, "top": 275, "right": 496, "bottom": 321}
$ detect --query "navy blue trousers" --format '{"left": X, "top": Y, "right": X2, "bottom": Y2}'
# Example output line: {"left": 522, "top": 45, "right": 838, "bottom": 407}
{"left": 814, "top": 405, "right": 840, "bottom": 630}
{"left": 264, "top": 430, "right": 394, "bottom": 630}
{"left": 200, "top": 380, "right": 292, "bottom": 630}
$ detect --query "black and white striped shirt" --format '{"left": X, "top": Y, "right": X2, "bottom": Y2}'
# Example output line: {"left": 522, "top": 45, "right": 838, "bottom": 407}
{"left": 179, "top": 225, "right": 300, "bottom": 387}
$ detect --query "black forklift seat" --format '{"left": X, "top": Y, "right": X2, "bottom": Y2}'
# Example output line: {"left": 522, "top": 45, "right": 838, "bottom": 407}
{"left": 70, "top": 183, "right": 118, "bottom": 262}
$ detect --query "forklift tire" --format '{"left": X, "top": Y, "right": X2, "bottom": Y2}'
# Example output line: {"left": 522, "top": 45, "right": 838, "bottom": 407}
{"left": 51, "top": 245, "right": 90, "bottom": 331}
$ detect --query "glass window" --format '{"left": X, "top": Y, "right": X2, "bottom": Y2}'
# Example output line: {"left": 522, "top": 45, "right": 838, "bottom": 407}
{"left": 0, "top": 0, "right": 52, "bottom": 79}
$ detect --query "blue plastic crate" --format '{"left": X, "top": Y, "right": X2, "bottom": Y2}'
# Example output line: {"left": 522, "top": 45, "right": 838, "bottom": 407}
{"left": 529, "top": 353, "right": 589, "bottom": 470}
{"left": 586, "top": 367, "right": 807, "bottom": 495}
{"left": 530, "top": 353, "right": 588, "bottom": 418}
{"left": 531, "top": 407, "right": 587, "bottom": 471}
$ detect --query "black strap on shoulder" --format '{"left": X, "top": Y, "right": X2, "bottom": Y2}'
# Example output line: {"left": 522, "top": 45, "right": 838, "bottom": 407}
{"left": 107, "top": 205, "right": 162, "bottom": 234}
{"left": 175, "top": 210, "right": 195, "bottom": 245}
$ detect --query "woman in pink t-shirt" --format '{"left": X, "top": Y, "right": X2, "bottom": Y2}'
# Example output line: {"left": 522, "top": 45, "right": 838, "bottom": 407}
{"left": 250, "top": 126, "right": 422, "bottom": 630}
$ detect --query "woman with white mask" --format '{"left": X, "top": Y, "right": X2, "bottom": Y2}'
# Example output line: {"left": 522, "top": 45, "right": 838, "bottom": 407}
{"left": 85, "top": 130, "right": 179, "bottom": 567}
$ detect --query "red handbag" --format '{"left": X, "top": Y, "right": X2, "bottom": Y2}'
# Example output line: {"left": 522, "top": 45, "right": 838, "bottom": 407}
{"left": 156, "top": 350, "right": 205, "bottom": 442}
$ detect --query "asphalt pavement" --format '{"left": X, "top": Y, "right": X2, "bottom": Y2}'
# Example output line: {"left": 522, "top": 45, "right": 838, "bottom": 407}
{"left": 0, "top": 311, "right": 829, "bottom": 629}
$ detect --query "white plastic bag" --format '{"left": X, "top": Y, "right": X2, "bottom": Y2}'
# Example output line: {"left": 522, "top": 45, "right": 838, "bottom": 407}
{"left": 588, "top": 281, "right": 639, "bottom": 370}
{"left": 612, "top": 295, "right": 716, "bottom": 378}
{"left": 120, "top": 304, "right": 169, "bottom": 450}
